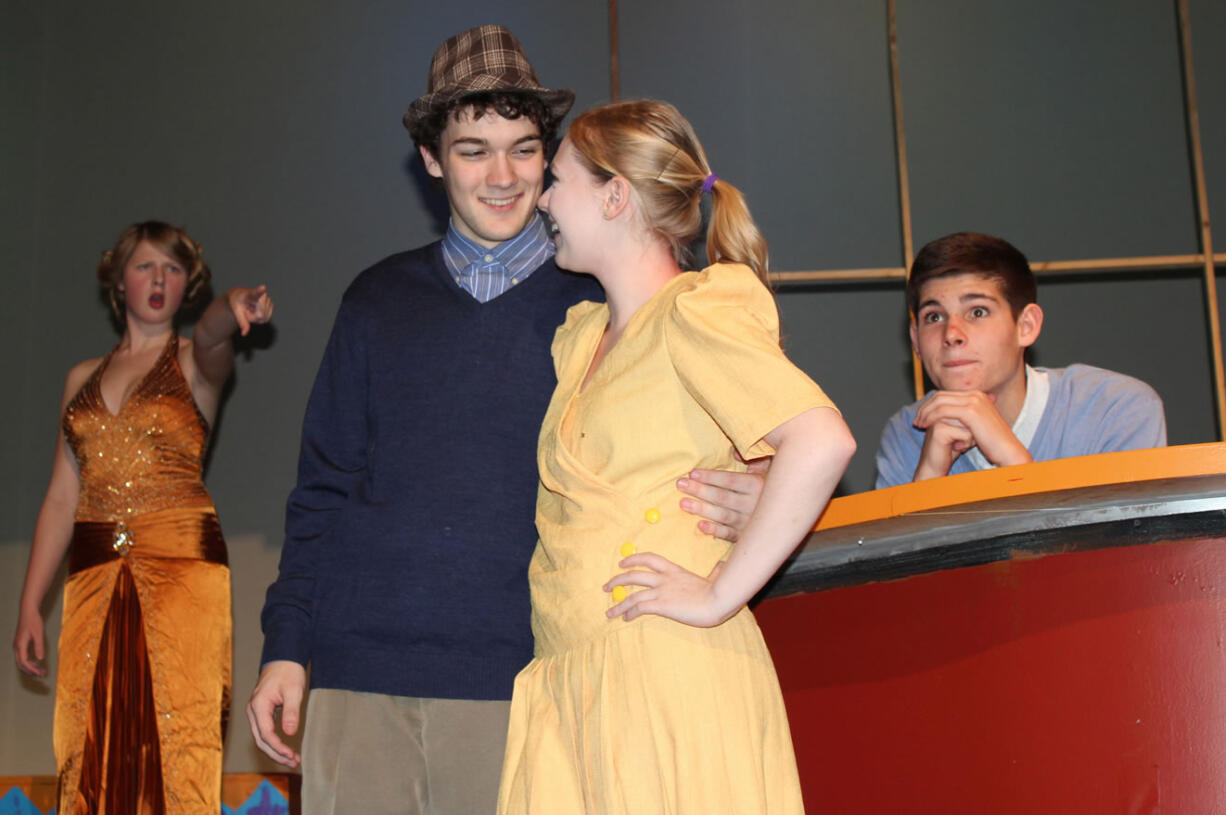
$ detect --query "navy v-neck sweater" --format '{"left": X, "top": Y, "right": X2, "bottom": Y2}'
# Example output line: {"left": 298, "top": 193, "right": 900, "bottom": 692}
{"left": 260, "top": 242, "right": 601, "bottom": 700}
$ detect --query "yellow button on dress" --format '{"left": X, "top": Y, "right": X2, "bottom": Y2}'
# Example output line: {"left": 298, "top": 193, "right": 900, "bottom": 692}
{"left": 498, "top": 264, "right": 835, "bottom": 814}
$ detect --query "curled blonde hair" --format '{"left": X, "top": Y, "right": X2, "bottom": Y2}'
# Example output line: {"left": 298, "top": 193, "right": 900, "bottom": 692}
{"left": 96, "top": 221, "right": 211, "bottom": 320}
{"left": 566, "top": 100, "right": 770, "bottom": 285}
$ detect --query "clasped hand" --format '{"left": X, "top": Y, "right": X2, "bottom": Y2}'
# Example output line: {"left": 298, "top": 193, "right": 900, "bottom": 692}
{"left": 912, "top": 389, "right": 1031, "bottom": 479}
{"left": 604, "top": 554, "right": 736, "bottom": 628}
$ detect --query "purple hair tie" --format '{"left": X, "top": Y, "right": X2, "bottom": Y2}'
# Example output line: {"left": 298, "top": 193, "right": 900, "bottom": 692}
{"left": 701, "top": 173, "right": 719, "bottom": 194}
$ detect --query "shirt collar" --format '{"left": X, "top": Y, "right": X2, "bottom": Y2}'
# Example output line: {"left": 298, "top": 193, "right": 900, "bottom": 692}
{"left": 1010, "top": 364, "right": 1050, "bottom": 449}
{"left": 441, "top": 211, "right": 555, "bottom": 279}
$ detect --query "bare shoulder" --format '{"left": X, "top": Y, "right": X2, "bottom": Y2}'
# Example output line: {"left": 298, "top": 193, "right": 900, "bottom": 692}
{"left": 63, "top": 357, "right": 103, "bottom": 400}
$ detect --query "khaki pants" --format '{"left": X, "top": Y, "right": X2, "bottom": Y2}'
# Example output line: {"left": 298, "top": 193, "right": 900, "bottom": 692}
{"left": 301, "top": 689, "right": 512, "bottom": 815}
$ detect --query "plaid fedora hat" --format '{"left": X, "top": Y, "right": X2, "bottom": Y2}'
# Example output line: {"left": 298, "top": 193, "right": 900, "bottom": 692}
{"left": 403, "top": 25, "right": 575, "bottom": 131}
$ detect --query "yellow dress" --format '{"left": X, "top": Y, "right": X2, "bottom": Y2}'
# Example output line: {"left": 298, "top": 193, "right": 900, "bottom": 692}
{"left": 54, "top": 334, "right": 231, "bottom": 815}
{"left": 498, "top": 264, "right": 834, "bottom": 814}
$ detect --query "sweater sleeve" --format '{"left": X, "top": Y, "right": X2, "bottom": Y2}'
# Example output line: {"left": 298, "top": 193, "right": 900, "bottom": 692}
{"left": 259, "top": 290, "right": 370, "bottom": 668}
{"left": 1068, "top": 366, "right": 1168, "bottom": 454}
{"left": 874, "top": 404, "right": 923, "bottom": 489}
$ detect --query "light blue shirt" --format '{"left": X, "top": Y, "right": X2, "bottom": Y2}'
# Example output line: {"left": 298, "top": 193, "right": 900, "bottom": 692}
{"left": 441, "top": 212, "right": 556, "bottom": 303}
{"left": 874, "top": 364, "right": 1168, "bottom": 489}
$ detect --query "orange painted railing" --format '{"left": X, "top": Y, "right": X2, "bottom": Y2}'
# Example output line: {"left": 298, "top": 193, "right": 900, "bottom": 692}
{"left": 816, "top": 442, "right": 1226, "bottom": 531}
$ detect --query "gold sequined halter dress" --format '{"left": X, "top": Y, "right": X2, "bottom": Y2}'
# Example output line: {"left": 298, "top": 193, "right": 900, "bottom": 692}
{"left": 54, "top": 333, "right": 231, "bottom": 815}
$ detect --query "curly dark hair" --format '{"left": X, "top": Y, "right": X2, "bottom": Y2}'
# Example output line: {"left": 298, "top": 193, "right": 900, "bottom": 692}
{"left": 408, "top": 91, "right": 561, "bottom": 160}
{"left": 96, "top": 221, "right": 212, "bottom": 320}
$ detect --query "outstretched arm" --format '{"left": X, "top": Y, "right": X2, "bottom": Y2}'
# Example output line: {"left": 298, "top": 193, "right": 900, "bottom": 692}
{"left": 607, "top": 406, "right": 855, "bottom": 627}
{"left": 192, "top": 286, "right": 275, "bottom": 388}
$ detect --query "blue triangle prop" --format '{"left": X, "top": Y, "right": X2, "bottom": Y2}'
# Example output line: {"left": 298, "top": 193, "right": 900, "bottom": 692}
{"left": 221, "top": 779, "right": 289, "bottom": 815}
{"left": 0, "top": 787, "right": 51, "bottom": 815}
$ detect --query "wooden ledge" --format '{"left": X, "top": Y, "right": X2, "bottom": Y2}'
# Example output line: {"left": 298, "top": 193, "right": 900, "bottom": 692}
{"left": 758, "top": 444, "right": 1226, "bottom": 598}
{"left": 816, "top": 442, "right": 1226, "bottom": 531}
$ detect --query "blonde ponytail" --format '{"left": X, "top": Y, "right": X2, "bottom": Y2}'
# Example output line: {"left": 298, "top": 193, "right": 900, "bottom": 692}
{"left": 567, "top": 100, "right": 771, "bottom": 287}
{"left": 706, "top": 178, "right": 770, "bottom": 286}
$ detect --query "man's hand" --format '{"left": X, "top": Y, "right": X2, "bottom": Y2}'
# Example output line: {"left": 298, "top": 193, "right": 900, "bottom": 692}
{"left": 246, "top": 660, "right": 306, "bottom": 767}
{"left": 911, "top": 390, "right": 1032, "bottom": 480}
{"left": 913, "top": 416, "right": 976, "bottom": 480}
{"left": 677, "top": 457, "right": 771, "bottom": 542}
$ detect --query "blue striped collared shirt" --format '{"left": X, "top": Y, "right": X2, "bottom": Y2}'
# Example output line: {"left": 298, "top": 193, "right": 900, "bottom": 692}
{"left": 441, "top": 212, "right": 556, "bottom": 303}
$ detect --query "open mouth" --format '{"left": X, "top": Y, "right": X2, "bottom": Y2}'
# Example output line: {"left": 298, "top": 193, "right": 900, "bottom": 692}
{"left": 149, "top": 294, "right": 165, "bottom": 309}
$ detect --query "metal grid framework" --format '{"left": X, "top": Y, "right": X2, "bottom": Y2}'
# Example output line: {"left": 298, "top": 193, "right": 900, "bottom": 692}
{"left": 606, "top": 0, "right": 1225, "bottom": 428}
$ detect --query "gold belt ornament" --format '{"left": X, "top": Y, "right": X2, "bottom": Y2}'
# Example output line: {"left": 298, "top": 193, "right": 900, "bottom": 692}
{"left": 112, "top": 521, "right": 134, "bottom": 556}
{"left": 68, "top": 509, "right": 227, "bottom": 575}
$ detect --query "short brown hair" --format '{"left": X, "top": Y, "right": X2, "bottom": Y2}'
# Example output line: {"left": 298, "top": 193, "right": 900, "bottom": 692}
{"left": 907, "top": 232, "right": 1036, "bottom": 319}
{"left": 96, "top": 221, "right": 211, "bottom": 320}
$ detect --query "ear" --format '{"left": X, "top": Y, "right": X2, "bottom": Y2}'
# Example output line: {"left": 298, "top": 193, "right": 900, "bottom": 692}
{"left": 603, "top": 176, "right": 632, "bottom": 220}
{"left": 908, "top": 319, "right": 919, "bottom": 354}
{"left": 420, "top": 145, "right": 444, "bottom": 180}
{"left": 1016, "top": 303, "right": 1043, "bottom": 349}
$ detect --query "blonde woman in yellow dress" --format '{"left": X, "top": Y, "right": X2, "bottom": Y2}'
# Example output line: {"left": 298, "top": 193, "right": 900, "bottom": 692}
{"left": 13, "top": 221, "right": 274, "bottom": 814}
{"left": 496, "top": 100, "right": 856, "bottom": 814}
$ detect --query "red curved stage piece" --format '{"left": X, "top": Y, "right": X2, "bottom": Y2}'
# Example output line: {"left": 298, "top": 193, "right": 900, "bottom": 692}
{"left": 756, "top": 443, "right": 1226, "bottom": 814}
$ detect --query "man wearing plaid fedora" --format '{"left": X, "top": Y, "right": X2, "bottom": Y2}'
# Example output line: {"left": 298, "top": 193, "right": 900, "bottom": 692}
{"left": 247, "top": 25, "right": 764, "bottom": 814}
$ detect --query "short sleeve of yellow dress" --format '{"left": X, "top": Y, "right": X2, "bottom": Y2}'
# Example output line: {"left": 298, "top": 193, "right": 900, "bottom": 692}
{"left": 664, "top": 263, "right": 835, "bottom": 459}
{"left": 498, "top": 264, "right": 816, "bottom": 815}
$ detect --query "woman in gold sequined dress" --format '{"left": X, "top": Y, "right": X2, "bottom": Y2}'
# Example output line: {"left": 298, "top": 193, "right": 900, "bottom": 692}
{"left": 13, "top": 221, "right": 274, "bottom": 814}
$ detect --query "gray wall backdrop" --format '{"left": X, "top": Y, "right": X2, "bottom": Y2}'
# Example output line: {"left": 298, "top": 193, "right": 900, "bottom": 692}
{"left": 3, "top": 0, "right": 1223, "bottom": 775}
